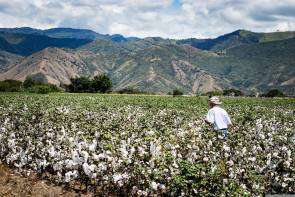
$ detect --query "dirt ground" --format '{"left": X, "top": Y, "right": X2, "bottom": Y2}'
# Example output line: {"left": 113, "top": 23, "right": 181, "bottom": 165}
{"left": 0, "top": 164, "right": 93, "bottom": 197}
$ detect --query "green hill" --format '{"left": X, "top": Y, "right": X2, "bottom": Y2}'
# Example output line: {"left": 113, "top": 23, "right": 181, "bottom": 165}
{"left": 177, "top": 30, "right": 295, "bottom": 52}
{"left": 187, "top": 38, "right": 295, "bottom": 95}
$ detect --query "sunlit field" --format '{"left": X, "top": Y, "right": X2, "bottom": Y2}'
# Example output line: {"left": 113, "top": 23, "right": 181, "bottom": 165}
{"left": 0, "top": 93, "right": 294, "bottom": 196}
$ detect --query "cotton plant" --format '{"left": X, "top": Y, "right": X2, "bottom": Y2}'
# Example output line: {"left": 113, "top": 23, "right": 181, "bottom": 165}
{"left": 0, "top": 94, "right": 294, "bottom": 195}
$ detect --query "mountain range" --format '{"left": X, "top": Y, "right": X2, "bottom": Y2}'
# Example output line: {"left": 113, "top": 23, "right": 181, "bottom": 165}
{"left": 0, "top": 27, "right": 294, "bottom": 95}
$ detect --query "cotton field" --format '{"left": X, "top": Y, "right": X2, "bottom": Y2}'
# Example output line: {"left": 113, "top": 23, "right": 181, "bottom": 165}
{"left": 0, "top": 93, "right": 294, "bottom": 196}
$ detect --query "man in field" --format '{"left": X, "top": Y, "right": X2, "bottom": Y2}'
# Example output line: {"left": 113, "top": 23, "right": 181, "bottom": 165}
{"left": 204, "top": 96, "right": 232, "bottom": 139}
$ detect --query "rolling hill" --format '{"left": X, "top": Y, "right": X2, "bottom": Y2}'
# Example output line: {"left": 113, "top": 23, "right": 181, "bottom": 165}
{"left": 0, "top": 27, "right": 294, "bottom": 95}
{"left": 177, "top": 29, "right": 295, "bottom": 51}
{"left": 0, "top": 50, "right": 23, "bottom": 72}
{"left": 0, "top": 48, "right": 86, "bottom": 85}
{"left": 0, "top": 43, "right": 233, "bottom": 94}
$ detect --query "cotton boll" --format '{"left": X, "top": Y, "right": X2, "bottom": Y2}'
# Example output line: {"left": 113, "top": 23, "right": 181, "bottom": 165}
{"left": 7, "top": 139, "right": 16, "bottom": 149}
{"left": 150, "top": 181, "right": 158, "bottom": 190}
{"left": 273, "top": 152, "right": 279, "bottom": 158}
{"left": 131, "top": 186, "right": 138, "bottom": 195}
{"left": 0, "top": 127, "right": 5, "bottom": 133}
{"left": 130, "top": 147, "right": 135, "bottom": 156}
{"left": 142, "top": 191, "right": 148, "bottom": 196}
{"left": 259, "top": 133, "right": 265, "bottom": 140}
{"left": 150, "top": 142, "right": 161, "bottom": 157}
{"left": 92, "top": 154, "right": 100, "bottom": 161}
{"left": 48, "top": 146, "right": 56, "bottom": 157}
{"left": 81, "top": 151, "right": 89, "bottom": 163}
{"left": 82, "top": 163, "right": 96, "bottom": 177}
{"left": 283, "top": 160, "right": 291, "bottom": 168}
{"left": 113, "top": 173, "right": 129, "bottom": 186}
{"left": 223, "top": 144, "right": 230, "bottom": 152}
{"left": 223, "top": 179, "right": 228, "bottom": 184}
{"left": 91, "top": 173, "right": 97, "bottom": 179}
{"left": 281, "top": 146, "right": 288, "bottom": 152}
{"left": 147, "top": 130, "right": 154, "bottom": 136}
{"left": 286, "top": 150, "right": 291, "bottom": 159}
{"left": 248, "top": 157, "right": 256, "bottom": 162}
{"left": 228, "top": 171, "right": 235, "bottom": 178}
{"left": 65, "top": 170, "right": 79, "bottom": 182}
{"left": 65, "top": 172, "right": 72, "bottom": 182}
{"left": 119, "top": 146, "right": 128, "bottom": 159}
{"left": 282, "top": 183, "right": 288, "bottom": 188}
{"left": 203, "top": 157, "right": 209, "bottom": 162}
{"left": 89, "top": 140, "right": 97, "bottom": 152}
{"left": 256, "top": 146, "right": 262, "bottom": 152}
{"left": 224, "top": 153, "right": 230, "bottom": 158}
{"left": 149, "top": 160, "right": 155, "bottom": 168}
{"left": 226, "top": 160, "right": 234, "bottom": 167}
{"left": 208, "top": 140, "right": 212, "bottom": 147}
{"left": 71, "top": 150, "right": 81, "bottom": 165}
{"left": 106, "top": 156, "right": 113, "bottom": 162}
{"left": 65, "top": 159, "right": 78, "bottom": 169}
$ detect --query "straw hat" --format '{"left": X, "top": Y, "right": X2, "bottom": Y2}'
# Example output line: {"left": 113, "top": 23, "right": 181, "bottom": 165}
{"left": 209, "top": 96, "right": 222, "bottom": 105}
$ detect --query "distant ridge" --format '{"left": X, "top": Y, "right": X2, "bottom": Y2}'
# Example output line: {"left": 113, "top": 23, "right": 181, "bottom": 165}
{"left": 0, "top": 27, "right": 137, "bottom": 42}
{"left": 0, "top": 32, "right": 92, "bottom": 56}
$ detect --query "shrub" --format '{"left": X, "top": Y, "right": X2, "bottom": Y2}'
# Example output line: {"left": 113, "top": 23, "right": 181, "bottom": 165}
{"left": 172, "top": 89, "right": 183, "bottom": 96}
{"left": 203, "top": 90, "right": 223, "bottom": 97}
{"left": 116, "top": 88, "right": 154, "bottom": 95}
{"left": 68, "top": 76, "right": 93, "bottom": 93}
{"left": 28, "top": 84, "right": 61, "bottom": 94}
{"left": 262, "top": 89, "right": 285, "bottom": 97}
{"left": 0, "top": 80, "right": 23, "bottom": 92}
{"left": 223, "top": 89, "right": 244, "bottom": 96}
{"left": 23, "top": 77, "right": 38, "bottom": 88}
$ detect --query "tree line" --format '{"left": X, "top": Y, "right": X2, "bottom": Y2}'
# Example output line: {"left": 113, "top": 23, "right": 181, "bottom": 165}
{"left": 0, "top": 78, "right": 60, "bottom": 94}
{"left": 0, "top": 74, "right": 112, "bottom": 94}
{"left": 170, "top": 88, "right": 286, "bottom": 97}
{"left": 0, "top": 74, "right": 287, "bottom": 97}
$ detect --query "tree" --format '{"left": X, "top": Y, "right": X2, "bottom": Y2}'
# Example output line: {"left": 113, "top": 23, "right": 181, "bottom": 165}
{"left": 92, "top": 74, "right": 112, "bottom": 93}
{"left": 68, "top": 76, "right": 92, "bottom": 93}
{"left": 67, "top": 74, "right": 112, "bottom": 93}
{"left": 223, "top": 89, "right": 244, "bottom": 96}
{"left": 23, "top": 76, "right": 36, "bottom": 88}
{"left": 172, "top": 89, "right": 183, "bottom": 96}
{"left": 203, "top": 90, "right": 223, "bottom": 97}
{"left": 263, "top": 89, "right": 285, "bottom": 97}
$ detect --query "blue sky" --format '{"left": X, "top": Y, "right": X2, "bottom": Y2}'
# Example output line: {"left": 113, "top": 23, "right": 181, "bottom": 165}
{"left": 0, "top": 0, "right": 294, "bottom": 39}
{"left": 172, "top": 0, "right": 181, "bottom": 8}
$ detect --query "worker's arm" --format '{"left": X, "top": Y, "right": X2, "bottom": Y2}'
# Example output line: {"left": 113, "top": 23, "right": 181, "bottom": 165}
{"left": 204, "top": 119, "right": 212, "bottom": 125}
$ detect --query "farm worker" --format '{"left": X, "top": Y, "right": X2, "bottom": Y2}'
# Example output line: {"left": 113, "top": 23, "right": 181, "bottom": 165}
{"left": 204, "top": 96, "right": 232, "bottom": 139}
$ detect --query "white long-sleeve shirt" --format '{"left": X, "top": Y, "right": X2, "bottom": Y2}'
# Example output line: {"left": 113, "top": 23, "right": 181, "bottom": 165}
{"left": 205, "top": 106, "right": 232, "bottom": 130}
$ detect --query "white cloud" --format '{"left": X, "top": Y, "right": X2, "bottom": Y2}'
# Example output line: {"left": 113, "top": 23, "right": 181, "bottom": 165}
{"left": 0, "top": 0, "right": 295, "bottom": 38}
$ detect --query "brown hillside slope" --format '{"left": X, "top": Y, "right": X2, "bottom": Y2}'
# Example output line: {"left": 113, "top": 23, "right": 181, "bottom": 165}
{"left": 0, "top": 48, "right": 86, "bottom": 85}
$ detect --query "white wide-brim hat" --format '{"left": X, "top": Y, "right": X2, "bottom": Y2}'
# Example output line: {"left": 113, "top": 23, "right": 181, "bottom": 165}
{"left": 209, "top": 96, "right": 222, "bottom": 105}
